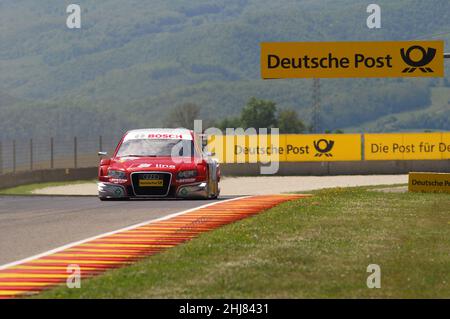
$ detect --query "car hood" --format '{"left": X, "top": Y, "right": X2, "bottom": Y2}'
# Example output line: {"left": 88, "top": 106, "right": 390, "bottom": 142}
{"left": 109, "top": 156, "right": 201, "bottom": 172}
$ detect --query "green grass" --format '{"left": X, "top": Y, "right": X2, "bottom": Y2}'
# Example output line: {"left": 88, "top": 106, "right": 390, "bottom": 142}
{"left": 0, "top": 180, "right": 95, "bottom": 195}
{"left": 39, "top": 187, "right": 450, "bottom": 298}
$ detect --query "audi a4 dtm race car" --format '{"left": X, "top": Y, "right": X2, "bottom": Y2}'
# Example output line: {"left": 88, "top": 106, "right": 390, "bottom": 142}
{"left": 97, "top": 129, "right": 220, "bottom": 200}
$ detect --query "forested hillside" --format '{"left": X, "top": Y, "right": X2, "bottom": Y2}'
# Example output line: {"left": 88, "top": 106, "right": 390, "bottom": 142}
{"left": 1, "top": 0, "right": 449, "bottom": 139}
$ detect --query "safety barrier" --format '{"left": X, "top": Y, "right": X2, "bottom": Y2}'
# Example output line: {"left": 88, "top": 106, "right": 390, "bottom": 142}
{"left": 206, "top": 132, "right": 450, "bottom": 163}
{"left": 364, "top": 132, "right": 450, "bottom": 160}
{"left": 0, "top": 132, "right": 449, "bottom": 190}
{"left": 0, "top": 168, "right": 97, "bottom": 190}
{"left": 1, "top": 160, "right": 449, "bottom": 190}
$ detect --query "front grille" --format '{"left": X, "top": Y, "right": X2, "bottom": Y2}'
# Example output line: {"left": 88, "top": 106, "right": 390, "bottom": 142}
{"left": 131, "top": 172, "right": 172, "bottom": 196}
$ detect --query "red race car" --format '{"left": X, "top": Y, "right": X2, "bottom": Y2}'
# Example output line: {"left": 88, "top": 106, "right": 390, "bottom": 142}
{"left": 97, "top": 129, "right": 220, "bottom": 200}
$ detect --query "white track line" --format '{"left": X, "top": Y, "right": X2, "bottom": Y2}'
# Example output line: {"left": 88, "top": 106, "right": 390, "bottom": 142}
{"left": 0, "top": 196, "right": 250, "bottom": 271}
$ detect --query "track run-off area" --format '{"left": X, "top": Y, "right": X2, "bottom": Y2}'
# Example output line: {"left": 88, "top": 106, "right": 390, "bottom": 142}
{"left": 0, "top": 174, "right": 409, "bottom": 298}
{"left": 0, "top": 194, "right": 308, "bottom": 298}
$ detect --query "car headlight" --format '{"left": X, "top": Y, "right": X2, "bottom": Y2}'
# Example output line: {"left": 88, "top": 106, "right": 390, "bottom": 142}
{"left": 108, "top": 170, "right": 127, "bottom": 180}
{"left": 177, "top": 170, "right": 198, "bottom": 179}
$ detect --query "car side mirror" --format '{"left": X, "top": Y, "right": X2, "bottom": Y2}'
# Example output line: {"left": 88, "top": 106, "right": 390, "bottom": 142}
{"left": 100, "top": 158, "right": 111, "bottom": 166}
{"left": 98, "top": 151, "right": 108, "bottom": 156}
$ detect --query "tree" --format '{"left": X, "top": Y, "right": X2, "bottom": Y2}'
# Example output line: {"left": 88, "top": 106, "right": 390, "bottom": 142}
{"left": 165, "top": 103, "right": 200, "bottom": 129}
{"left": 277, "top": 108, "right": 306, "bottom": 133}
{"left": 217, "top": 117, "right": 242, "bottom": 131}
{"left": 241, "top": 97, "right": 277, "bottom": 130}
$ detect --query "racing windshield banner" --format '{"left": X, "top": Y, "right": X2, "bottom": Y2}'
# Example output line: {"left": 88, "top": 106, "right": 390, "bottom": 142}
{"left": 207, "top": 134, "right": 362, "bottom": 163}
{"left": 124, "top": 129, "right": 193, "bottom": 142}
{"left": 261, "top": 41, "right": 444, "bottom": 79}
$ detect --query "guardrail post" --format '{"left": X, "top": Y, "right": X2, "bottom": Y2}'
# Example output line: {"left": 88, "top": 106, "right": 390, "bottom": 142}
{"left": 361, "top": 133, "right": 365, "bottom": 161}
{"left": 74, "top": 137, "right": 78, "bottom": 168}
{"left": 13, "top": 140, "right": 16, "bottom": 174}
{"left": 30, "top": 138, "right": 33, "bottom": 171}
{"left": 99, "top": 135, "right": 103, "bottom": 152}
{"left": 50, "top": 137, "right": 54, "bottom": 169}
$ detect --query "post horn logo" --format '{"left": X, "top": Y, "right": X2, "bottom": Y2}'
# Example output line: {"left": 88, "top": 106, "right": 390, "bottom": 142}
{"left": 313, "top": 139, "right": 334, "bottom": 157}
{"left": 400, "top": 45, "right": 437, "bottom": 73}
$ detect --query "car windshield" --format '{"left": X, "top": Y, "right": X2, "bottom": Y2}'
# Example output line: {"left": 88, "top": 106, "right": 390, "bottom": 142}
{"left": 116, "top": 139, "right": 195, "bottom": 157}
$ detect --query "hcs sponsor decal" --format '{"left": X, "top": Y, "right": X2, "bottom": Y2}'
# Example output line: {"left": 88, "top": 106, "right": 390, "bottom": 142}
{"left": 261, "top": 41, "right": 444, "bottom": 78}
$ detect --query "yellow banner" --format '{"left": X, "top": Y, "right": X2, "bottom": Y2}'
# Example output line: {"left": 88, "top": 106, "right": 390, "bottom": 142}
{"left": 408, "top": 172, "right": 450, "bottom": 194}
{"left": 365, "top": 132, "right": 450, "bottom": 160}
{"left": 261, "top": 41, "right": 444, "bottom": 79}
{"left": 284, "top": 134, "right": 361, "bottom": 162}
{"left": 207, "top": 134, "right": 362, "bottom": 163}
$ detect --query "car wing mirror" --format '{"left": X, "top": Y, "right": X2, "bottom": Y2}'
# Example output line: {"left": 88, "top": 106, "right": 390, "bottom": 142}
{"left": 100, "top": 158, "right": 111, "bottom": 166}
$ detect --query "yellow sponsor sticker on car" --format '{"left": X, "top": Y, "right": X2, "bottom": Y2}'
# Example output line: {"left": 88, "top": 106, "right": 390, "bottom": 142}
{"left": 139, "top": 179, "right": 163, "bottom": 187}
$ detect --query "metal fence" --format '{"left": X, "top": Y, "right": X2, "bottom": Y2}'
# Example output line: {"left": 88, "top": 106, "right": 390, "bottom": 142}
{"left": 0, "top": 135, "right": 123, "bottom": 174}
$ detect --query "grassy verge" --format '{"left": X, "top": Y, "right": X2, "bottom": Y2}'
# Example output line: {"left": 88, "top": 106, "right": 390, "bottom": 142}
{"left": 0, "top": 180, "right": 95, "bottom": 195}
{"left": 40, "top": 187, "right": 450, "bottom": 298}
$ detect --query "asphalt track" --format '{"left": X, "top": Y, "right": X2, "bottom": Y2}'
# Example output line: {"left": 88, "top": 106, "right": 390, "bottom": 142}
{"left": 0, "top": 195, "right": 305, "bottom": 298}
{"left": 0, "top": 196, "right": 229, "bottom": 266}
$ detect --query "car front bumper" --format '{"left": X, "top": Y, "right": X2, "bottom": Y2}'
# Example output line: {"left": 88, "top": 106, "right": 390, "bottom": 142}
{"left": 98, "top": 181, "right": 209, "bottom": 199}
{"left": 98, "top": 182, "right": 127, "bottom": 199}
{"left": 176, "top": 182, "right": 208, "bottom": 199}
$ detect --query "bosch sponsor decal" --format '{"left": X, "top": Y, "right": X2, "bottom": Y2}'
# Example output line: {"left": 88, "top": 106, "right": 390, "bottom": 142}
{"left": 147, "top": 133, "right": 184, "bottom": 139}
{"left": 132, "top": 133, "right": 186, "bottom": 140}
{"left": 124, "top": 129, "right": 193, "bottom": 141}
